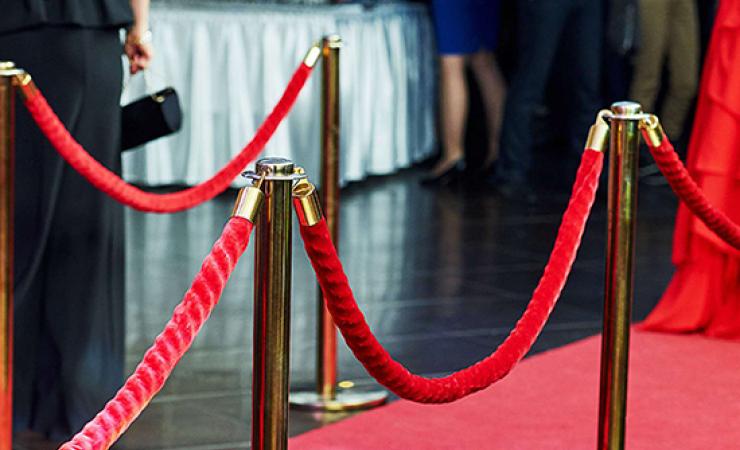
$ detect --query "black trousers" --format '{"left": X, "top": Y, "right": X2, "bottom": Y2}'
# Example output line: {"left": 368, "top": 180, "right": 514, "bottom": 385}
{"left": 497, "top": 0, "right": 603, "bottom": 183}
{"left": 0, "top": 26, "right": 124, "bottom": 439}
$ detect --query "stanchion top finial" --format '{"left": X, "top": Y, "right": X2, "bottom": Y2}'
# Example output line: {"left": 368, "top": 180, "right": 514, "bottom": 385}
{"left": 242, "top": 158, "right": 308, "bottom": 182}
{"left": 610, "top": 102, "right": 650, "bottom": 121}
{"left": 256, "top": 157, "right": 294, "bottom": 177}
{"left": 0, "top": 61, "right": 23, "bottom": 76}
{"left": 611, "top": 101, "right": 643, "bottom": 118}
{"left": 323, "top": 35, "right": 343, "bottom": 49}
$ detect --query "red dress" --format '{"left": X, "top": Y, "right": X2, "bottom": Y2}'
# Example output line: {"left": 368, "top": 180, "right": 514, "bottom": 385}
{"left": 641, "top": 0, "right": 740, "bottom": 338}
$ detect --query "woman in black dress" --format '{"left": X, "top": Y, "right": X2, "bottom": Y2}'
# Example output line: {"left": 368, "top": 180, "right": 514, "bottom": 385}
{"left": 0, "top": 0, "right": 152, "bottom": 443}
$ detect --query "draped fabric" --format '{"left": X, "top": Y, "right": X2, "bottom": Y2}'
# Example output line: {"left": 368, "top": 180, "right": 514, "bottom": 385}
{"left": 641, "top": 0, "right": 740, "bottom": 338}
{"left": 0, "top": 0, "right": 133, "bottom": 33}
{"left": 121, "top": 1, "right": 437, "bottom": 186}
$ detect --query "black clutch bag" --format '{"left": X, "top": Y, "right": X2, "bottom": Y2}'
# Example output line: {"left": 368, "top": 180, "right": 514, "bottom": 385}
{"left": 121, "top": 87, "right": 183, "bottom": 151}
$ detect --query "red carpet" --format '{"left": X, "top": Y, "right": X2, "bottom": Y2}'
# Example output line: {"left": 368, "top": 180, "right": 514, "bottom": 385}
{"left": 290, "top": 331, "right": 740, "bottom": 449}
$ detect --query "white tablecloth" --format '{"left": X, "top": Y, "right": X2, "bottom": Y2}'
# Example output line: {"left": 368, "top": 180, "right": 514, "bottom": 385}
{"left": 122, "top": 1, "right": 437, "bottom": 186}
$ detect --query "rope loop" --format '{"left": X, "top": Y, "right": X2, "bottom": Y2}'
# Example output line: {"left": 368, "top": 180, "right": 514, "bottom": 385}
{"left": 299, "top": 149, "right": 604, "bottom": 403}
{"left": 21, "top": 62, "right": 313, "bottom": 213}
{"left": 643, "top": 132, "right": 740, "bottom": 250}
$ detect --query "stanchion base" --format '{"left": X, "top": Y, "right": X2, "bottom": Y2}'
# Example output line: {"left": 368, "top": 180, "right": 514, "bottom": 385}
{"left": 290, "top": 389, "right": 388, "bottom": 412}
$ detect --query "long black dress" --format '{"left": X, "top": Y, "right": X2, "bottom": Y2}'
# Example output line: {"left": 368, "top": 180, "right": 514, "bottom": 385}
{"left": 0, "top": 0, "right": 132, "bottom": 440}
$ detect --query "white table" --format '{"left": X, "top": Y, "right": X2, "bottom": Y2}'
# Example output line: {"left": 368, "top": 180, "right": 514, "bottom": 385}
{"left": 122, "top": 1, "right": 437, "bottom": 186}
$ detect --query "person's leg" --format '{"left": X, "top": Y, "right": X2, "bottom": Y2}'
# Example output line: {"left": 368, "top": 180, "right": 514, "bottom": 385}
{"left": 41, "top": 28, "right": 125, "bottom": 439}
{"left": 628, "top": 0, "right": 670, "bottom": 114}
{"left": 0, "top": 26, "right": 84, "bottom": 436}
{"left": 426, "top": 0, "right": 478, "bottom": 181}
{"left": 662, "top": 0, "right": 700, "bottom": 139}
{"left": 603, "top": 0, "right": 638, "bottom": 104}
{"left": 496, "top": 0, "right": 571, "bottom": 184}
{"left": 564, "top": 0, "right": 603, "bottom": 156}
{"left": 469, "top": 51, "right": 506, "bottom": 170}
{"left": 428, "top": 55, "right": 468, "bottom": 177}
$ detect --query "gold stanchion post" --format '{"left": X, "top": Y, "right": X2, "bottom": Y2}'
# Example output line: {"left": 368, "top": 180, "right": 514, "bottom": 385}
{"left": 251, "top": 158, "right": 294, "bottom": 450}
{"left": 318, "top": 34, "right": 342, "bottom": 403}
{"left": 290, "top": 35, "right": 387, "bottom": 412}
{"left": 0, "top": 61, "right": 19, "bottom": 450}
{"left": 597, "top": 101, "right": 643, "bottom": 450}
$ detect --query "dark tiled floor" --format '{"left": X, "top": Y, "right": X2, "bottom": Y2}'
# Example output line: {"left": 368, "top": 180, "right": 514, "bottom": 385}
{"left": 116, "top": 161, "right": 677, "bottom": 449}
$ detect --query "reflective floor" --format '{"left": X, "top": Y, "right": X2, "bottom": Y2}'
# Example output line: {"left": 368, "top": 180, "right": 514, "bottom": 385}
{"left": 117, "top": 162, "right": 676, "bottom": 449}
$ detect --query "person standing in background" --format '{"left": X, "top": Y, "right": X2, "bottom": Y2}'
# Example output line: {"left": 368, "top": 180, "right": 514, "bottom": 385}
{"left": 640, "top": 0, "right": 739, "bottom": 339}
{"left": 0, "top": 0, "right": 152, "bottom": 446}
{"left": 492, "top": 0, "right": 603, "bottom": 199}
{"left": 629, "top": 0, "right": 700, "bottom": 145}
{"left": 422, "top": 0, "right": 506, "bottom": 186}
{"left": 603, "top": 0, "right": 640, "bottom": 103}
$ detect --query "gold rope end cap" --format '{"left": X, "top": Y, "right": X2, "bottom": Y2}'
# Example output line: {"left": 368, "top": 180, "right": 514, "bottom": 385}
{"left": 292, "top": 179, "right": 323, "bottom": 227}
{"left": 13, "top": 73, "right": 39, "bottom": 101}
{"left": 231, "top": 185, "right": 265, "bottom": 223}
{"left": 639, "top": 114, "right": 664, "bottom": 147}
{"left": 303, "top": 44, "right": 322, "bottom": 68}
{"left": 585, "top": 109, "right": 611, "bottom": 152}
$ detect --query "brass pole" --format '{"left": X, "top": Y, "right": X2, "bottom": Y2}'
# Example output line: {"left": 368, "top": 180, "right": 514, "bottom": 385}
{"left": 290, "top": 36, "right": 387, "bottom": 412}
{"left": 252, "top": 158, "right": 294, "bottom": 450}
{"left": 597, "top": 101, "right": 642, "bottom": 450}
{"left": 0, "top": 62, "right": 18, "bottom": 450}
{"left": 317, "top": 34, "right": 341, "bottom": 400}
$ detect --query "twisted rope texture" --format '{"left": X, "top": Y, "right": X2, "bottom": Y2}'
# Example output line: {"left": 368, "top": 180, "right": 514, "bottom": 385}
{"left": 23, "top": 63, "right": 312, "bottom": 213}
{"left": 646, "top": 134, "right": 740, "bottom": 250}
{"left": 300, "top": 149, "right": 604, "bottom": 403}
{"left": 59, "top": 217, "right": 254, "bottom": 450}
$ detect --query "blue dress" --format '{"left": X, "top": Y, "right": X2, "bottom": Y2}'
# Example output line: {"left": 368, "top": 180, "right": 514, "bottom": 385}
{"left": 431, "top": 0, "right": 501, "bottom": 55}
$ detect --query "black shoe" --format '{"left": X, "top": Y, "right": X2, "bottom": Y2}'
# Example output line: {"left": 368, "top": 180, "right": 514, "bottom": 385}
{"left": 420, "top": 160, "right": 465, "bottom": 187}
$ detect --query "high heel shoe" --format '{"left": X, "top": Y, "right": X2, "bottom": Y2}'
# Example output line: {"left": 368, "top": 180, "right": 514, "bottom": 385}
{"left": 420, "top": 160, "right": 466, "bottom": 186}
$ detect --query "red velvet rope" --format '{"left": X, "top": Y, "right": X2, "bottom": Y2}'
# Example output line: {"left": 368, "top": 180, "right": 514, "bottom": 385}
{"left": 645, "top": 134, "right": 740, "bottom": 250}
{"left": 59, "top": 217, "right": 254, "bottom": 450}
{"left": 22, "top": 63, "right": 312, "bottom": 213}
{"left": 300, "top": 149, "right": 604, "bottom": 403}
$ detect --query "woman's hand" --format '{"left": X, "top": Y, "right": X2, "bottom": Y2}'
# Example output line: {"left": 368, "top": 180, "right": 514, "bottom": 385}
{"left": 125, "top": 27, "right": 154, "bottom": 74}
